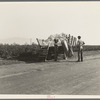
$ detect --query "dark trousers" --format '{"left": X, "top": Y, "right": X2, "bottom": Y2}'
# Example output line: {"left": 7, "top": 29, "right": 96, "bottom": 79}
{"left": 78, "top": 49, "right": 83, "bottom": 61}
{"left": 54, "top": 45, "right": 58, "bottom": 61}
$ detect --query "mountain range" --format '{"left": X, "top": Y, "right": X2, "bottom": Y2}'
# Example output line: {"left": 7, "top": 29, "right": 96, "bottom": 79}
{"left": 0, "top": 37, "right": 37, "bottom": 45}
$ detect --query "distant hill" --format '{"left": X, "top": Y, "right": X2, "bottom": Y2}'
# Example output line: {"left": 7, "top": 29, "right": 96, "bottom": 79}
{"left": 0, "top": 37, "right": 37, "bottom": 45}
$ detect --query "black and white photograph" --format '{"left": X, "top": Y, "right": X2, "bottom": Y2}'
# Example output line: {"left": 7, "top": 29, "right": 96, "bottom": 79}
{"left": 0, "top": 1, "right": 100, "bottom": 98}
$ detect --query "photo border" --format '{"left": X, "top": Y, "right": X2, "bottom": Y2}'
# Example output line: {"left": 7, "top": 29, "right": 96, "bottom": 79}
{"left": 0, "top": 0, "right": 100, "bottom": 99}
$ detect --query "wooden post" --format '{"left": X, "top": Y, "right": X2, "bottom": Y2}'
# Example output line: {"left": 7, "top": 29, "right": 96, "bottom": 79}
{"left": 71, "top": 36, "right": 74, "bottom": 46}
{"left": 36, "top": 38, "right": 41, "bottom": 48}
{"left": 74, "top": 37, "right": 77, "bottom": 46}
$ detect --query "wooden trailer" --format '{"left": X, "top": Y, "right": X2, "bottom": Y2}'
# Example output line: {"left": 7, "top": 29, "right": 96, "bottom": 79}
{"left": 36, "top": 34, "right": 77, "bottom": 61}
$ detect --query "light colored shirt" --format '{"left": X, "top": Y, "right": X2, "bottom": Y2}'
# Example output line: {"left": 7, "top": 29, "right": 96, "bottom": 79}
{"left": 77, "top": 39, "right": 85, "bottom": 49}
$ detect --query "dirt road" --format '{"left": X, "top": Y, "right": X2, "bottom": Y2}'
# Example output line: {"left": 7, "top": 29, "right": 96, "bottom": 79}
{"left": 0, "top": 51, "right": 100, "bottom": 94}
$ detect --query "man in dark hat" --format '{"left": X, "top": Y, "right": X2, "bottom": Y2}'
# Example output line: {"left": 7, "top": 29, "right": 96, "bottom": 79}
{"left": 77, "top": 36, "right": 85, "bottom": 62}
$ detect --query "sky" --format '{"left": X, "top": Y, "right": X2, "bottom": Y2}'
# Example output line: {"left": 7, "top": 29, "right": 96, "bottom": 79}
{"left": 0, "top": 1, "right": 100, "bottom": 45}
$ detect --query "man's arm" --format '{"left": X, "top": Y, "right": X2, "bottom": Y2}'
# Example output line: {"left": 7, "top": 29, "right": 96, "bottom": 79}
{"left": 83, "top": 41, "right": 85, "bottom": 45}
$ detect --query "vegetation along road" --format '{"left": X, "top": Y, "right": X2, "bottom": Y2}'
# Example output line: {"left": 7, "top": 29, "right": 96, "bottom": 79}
{"left": 0, "top": 50, "right": 100, "bottom": 94}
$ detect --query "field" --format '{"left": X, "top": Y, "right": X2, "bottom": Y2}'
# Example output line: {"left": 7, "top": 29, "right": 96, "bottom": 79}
{"left": 0, "top": 45, "right": 100, "bottom": 65}
{"left": 73, "top": 45, "right": 100, "bottom": 51}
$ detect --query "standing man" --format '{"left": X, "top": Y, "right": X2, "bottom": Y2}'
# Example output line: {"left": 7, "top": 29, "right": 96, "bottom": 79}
{"left": 77, "top": 36, "right": 85, "bottom": 62}
{"left": 54, "top": 38, "right": 58, "bottom": 61}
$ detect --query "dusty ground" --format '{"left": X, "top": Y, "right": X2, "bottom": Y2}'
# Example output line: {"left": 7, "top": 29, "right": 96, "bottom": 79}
{"left": 0, "top": 50, "right": 100, "bottom": 95}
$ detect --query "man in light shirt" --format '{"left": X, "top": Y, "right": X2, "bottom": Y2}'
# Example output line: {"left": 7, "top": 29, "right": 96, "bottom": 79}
{"left": 77, "top": 36, "right": 85, "bottom": 62}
